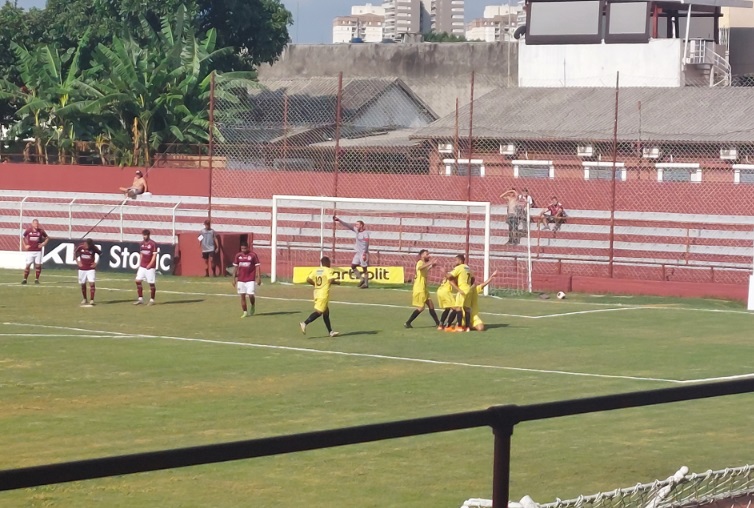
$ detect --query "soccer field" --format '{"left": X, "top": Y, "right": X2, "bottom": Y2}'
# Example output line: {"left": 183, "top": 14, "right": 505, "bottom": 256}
{"left": 1, "top": 268, "right": 753, "bottom": 508}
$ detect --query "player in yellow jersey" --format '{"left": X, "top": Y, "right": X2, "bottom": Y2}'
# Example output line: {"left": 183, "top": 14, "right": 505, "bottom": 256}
{"left": 447, "top": 254, "right": 474, "bottom": 332}
{"left": 404, "top": 249, "right": 441, "bottom": 328}
{"left": 436, "top": 276, "right": 456, "bottom": 330}
{"left": 467, "top": 270, "right": 498, "bottom": 331}
{"left": 300, "top": 256, "right": 341, "bottom": 337}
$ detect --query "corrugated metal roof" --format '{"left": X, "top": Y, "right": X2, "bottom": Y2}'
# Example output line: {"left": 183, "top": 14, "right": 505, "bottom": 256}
{"left": 251, "top": 77, "right": 437, "bottom": 123}
{"left": 412, "top": 87, "right": 754, "bottom": 143}
{"left": 309, "top": 128, "right": 422, "bottom": 148}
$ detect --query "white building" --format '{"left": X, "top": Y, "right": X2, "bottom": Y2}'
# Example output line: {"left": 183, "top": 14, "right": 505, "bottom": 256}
{"left": 333, "top": 14, "right": 386, "bottom": 43}
{"left": 352, "top": 3, "right": 386, "bottom": 16}
{"left": 381, "top": 0, "right": 465, "bottom": 40}
{"left": 518, "top": 0, "right": 751, "bottom": 88}
{"left": 465, "top": 3, "right": 519, "bottom": 42}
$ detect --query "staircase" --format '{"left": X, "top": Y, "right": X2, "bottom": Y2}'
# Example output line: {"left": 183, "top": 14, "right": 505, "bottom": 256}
{"left": 685, "top": 38, "right": 732, "bottom": 87}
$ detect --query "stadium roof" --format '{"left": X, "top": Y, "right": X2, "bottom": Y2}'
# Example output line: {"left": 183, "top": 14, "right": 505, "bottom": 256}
{"left": 412, "top": 87, "right": 754, "bottom": 144}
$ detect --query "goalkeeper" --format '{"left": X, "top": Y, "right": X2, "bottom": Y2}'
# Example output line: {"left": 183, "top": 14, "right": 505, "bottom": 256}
{"left": 333, "top": 216, "right": 370, "bottom": 288}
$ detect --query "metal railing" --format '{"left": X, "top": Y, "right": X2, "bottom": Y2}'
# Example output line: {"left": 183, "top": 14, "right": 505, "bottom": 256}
{"left": 685, "top": 39, "right": 732, "bottom": 87}
{"left": 1, "top": 378, "right": 753, "bottom": 506}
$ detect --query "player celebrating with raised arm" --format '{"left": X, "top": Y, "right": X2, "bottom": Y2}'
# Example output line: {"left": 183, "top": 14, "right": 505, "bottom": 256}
{"left": 333, "top": 216, "right": 370, "bottom": 288}
{"left": 300, "top": 256, "right": 341, "bottom": 337}
{"left": 467, "top": 270, "right": 498, "bottom": 331}
{"left": 75, "top": 238, "right": 101, "bottom": 306}
{"left": 134, "top": 229, "right": 157, "bottom": 306}
{"left": 21, "top": 219, "right": 50, "bottom": 285}
{"left": 404, "top": 249, "right": 441, "bottom": 328}
{"left": 447, "top": 254, "right": 474, "bottom": 332}
{"left": 232, "top": 243, "right": 261, "bottom": 318}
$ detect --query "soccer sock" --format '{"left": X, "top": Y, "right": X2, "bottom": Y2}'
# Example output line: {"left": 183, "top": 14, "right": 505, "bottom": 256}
{"left": 446, "top": 310, "right": 457, "bottom": 326}
{"left": 35, "top": 266, "right": 41, "bottom": 280}
{"left": 305, "top": 312, "right": 321, "bottom": 325}
{"left": 81, "top": 284, "right": 87, "bottom": 299}
{"left": 406, "top": 309, "right": 421, "bottom": 325}
{"left": 23, "top": 268, "right": 30, "bottom": 280}
{"left": 440, "top": 308, "right": 451, "bottom": 326}
{"left": 250, "top": 295, "right": 255, "bottom": 309}
{"left": 136, "top": 281, "right": 143, "bottom": 298}
{"left": 323, "top": 310, "right": 332, "bottom": 333}
{"left": 456, "top": 310, "right": 464, "bottom": 327}
{"left": 90, "top": 284, "right": 95, "bottom": 301}
{"left": 241, "top": 296, "right": 247, "bottom": 312}
{"left": 149, "top": 284, "right": 156, "bottom": 300}
{"left": 464, "top": 307, "right": 472, "bottom": 329}
{"left": 428, "top": 308, "right": 440, "bottom": 325}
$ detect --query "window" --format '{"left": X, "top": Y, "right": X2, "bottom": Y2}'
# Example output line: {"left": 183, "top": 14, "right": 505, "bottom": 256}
{"left": 583, "top": 161, "right": 626, "bottom": 181}
{"left": 733, "top": 164, "right": 754, "bottom": 184}
{"left": 513, "top": 160, "right": 554, "bottom": 179}
{"left": 527, "top": 0, "right": 603, "bottom": 44}
{"left": 443, "top": 158, "right": 485, "bottom": 177}
{"left": 605, "top": 1, "right": 649, "bottom": 43}
{"left": 656, "top": 163, "right": 702, "bottom": 183}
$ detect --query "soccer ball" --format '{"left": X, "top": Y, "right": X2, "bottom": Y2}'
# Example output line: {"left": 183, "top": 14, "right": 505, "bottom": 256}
{"left": 556, "top": 291, "right": 567, "bottom": 299}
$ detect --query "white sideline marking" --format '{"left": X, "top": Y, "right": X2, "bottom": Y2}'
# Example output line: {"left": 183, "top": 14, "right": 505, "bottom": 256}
{"left": 4, "top": 322, "right": 134, "bottom": 336}
{"left": 0, "top": 333, "right": 136, "bottom": 338}
{"left": 3, "top": 322, "right": 681, "bottom": 384}
{"left": 679, "top": 372, "right": 754, "bottom": 384}
{"left": 4, "top": 280, "right": 752, "bottom": 320}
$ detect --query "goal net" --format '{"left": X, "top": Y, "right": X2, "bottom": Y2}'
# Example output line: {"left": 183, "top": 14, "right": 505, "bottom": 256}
{"left": 271, "top": 195, "right": 529, "bottom": 294}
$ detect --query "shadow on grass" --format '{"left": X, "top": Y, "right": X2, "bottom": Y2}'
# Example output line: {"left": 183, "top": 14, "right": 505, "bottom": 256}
{"left": 161, "top": 299, "right": 205, "bottom": 305}
{"left": 482, "top": 323, "right": 510, "bottom": 330}
{"left": 101, "top": 299, "right": 138, "bottom": 305}
{"left": 333, "top": 330, "right": 380, "bottom": 337}
{"left": 257, "top": 311, "right": 301, "bottom": 316}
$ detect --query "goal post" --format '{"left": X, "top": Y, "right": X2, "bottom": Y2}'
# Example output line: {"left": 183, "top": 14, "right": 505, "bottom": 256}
{"left": 271, "top": 195, "right": 530, "bottom": 295}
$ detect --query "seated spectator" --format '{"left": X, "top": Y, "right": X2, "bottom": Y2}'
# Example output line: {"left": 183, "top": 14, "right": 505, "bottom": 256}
{"left": 119, "top": 170, "right": 148, "bottom": 198}
{"left": 539, "top": 196, "right": 567, "bottom": 232}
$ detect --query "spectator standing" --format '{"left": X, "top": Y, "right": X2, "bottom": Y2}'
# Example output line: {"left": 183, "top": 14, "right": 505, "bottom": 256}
{"left": 198, "top": 220, "right": 219, "bottom": 277}
{"left": 500, "top": 188, "right": 519, "bottom": 245}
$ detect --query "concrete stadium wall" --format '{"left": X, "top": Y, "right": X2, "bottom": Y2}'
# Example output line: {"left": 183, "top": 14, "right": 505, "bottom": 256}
{"left": 257, "top": 43, "right": 518, "bottom": 117}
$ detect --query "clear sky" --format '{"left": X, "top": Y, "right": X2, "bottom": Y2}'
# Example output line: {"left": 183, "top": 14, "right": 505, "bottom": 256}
{"left": 17, "top": 0, "right": 499, "bottom": 44}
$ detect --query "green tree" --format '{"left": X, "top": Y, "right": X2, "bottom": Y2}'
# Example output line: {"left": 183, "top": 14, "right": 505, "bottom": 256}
{"left": 69, "top": 6, "right": 253, "bottom": 166}
{"left": 43, "top": 0, "right": 292, "bottom": 71}
{"left": 0, "top": 36, "right": 91, "bottom": 163}
{"left": 422, "top": 32, "right": 468, "bottom": 43}
{"left": 0, "top": 2, "right": 47, "bottom": 125}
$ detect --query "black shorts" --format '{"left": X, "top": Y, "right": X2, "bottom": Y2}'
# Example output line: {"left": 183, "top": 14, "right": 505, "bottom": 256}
{"left": 202, "top": 251, "right": 214, "bottom": 260}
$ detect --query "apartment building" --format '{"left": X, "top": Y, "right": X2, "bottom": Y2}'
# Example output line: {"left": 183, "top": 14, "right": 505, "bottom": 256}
{"left": 465, "top": 3, "right": 520, "bottom": 42}
{"left": 333, "top": 14, "right": 386, "bottom": 43}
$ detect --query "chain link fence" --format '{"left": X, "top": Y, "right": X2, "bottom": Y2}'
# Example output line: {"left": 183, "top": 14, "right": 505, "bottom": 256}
{"left": 211, "top": 71, "right": 754, "bottom": 291}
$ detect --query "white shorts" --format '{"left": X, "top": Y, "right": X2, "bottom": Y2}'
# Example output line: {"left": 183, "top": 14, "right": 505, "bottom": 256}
{"left": 135, "top": 267, "right": 156, "bottom": 284}
{"left": 25, "top": 251, "right": 42, "bottom": 265}
{"left": 351, "top": 253, "right": 368, "bottom": 268}
{"left": 78, "top": 269, "right": 96, "bottom": 284}
{"left": 236, "top": 281, "right": 256, "bottom": 295}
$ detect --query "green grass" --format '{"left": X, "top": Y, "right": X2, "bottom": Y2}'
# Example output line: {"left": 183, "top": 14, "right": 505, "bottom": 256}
{"left": 1, "top": 268, "right": 753, "bottom": 508}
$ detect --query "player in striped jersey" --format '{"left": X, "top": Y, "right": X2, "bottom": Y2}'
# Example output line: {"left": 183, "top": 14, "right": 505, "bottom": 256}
{"left": 404, "top": 249, "right": 440, "bottom": 328}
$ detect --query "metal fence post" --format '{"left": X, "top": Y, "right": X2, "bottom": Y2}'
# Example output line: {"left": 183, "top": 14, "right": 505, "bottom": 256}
{"left": 489, "top": 405, "right": 519, "bottom": 508}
